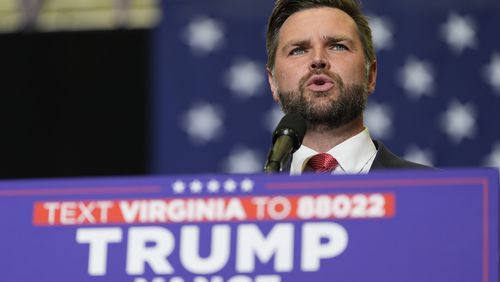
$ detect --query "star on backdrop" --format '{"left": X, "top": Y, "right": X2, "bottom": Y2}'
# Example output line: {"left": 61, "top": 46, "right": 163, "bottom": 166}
{"left": 364, "top": 102, "right": 393, "bottom": 140}
{"left": 368, "top": 15, "right": 394, "bottom": 51}
{"left": 224, "top": 59, "right": 265, "bottom": 98}
{"left": 181, "top": 102, "right": 224, "bottom": 145}
{"left": 262, "top": 106, "right": 284, "bottom": 134}
{"left": 153, "top": 0, "right": 500, "bottom": 174}
{"left": 403, "top": 145, "right": 435, "bottom": 167}
{"left": 483, "top": 52, "right": 500, "bottom": 93}
{"left": 182, "top": 17, "right": 225, "bottom": 55}
{"left": 439, "top": 12, "right": 477, "bottom": 55}
{"left": 483, "top": 142, "right": 500, "bottom": 168}
{"left": 222, "top": 147, "right": 264, "bottom": 173}
{"left": 397, "top": 57, "right": 435, "bottom": 100}
{"left": 439, "top": 100, "right": 477, "bottom": 144}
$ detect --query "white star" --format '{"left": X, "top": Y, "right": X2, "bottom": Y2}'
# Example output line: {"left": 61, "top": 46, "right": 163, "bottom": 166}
{"left": 224, "top": 59, "right": 265, "bottom": 98}
{"left": 403, "top": 145, "right": 435, "bottom": 166}
{"left": 483, "top": 142, "right": 500, "bottom": 168}
{"left": 364, "top": 102, "right": 393, "bottom": 140}
{"left": 222, "top": 147, "right": 263, "bottom": 173}
{"left": 369, "top": 15, "right": 394, "bottom": 51}
{"left": 263, "top": 106, "right": 284, "bottom": 133}
{"left": 182, "top": 17, "right": 225, "bottom": 55}
{"left": 223, "top": 179, "right": 237, "bottom": 192}
{"left": 483, "top": 52, "right": 500, "bottom": 94}
{"left": 439, "top": 100, "right": 476, "bottom": 144}
{"left": 206, "top": 179, "right": 220, "bottom": 193}
{"left": 397, "top": 57, "right": 435, "bottom": 99}
{"left": 189, "top": 180, "right": 203, "bottom": 193}
{"left": 181, "top": 102, "right": 224, "bottom": 145}
{"left": 439, "top": 13, "right": 477, "bottom": 55}
{"left": 240, "top": 178, "right": 255, "bottom": 192}
{"left": 172, "top": 180, "right": 186, "bottom": 194}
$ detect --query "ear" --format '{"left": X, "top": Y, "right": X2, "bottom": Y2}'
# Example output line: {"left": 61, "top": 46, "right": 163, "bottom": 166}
{"left": 267, "top": 67, "right": 280, "bottom": 102}
{"left": 367, "top": 60, "right": 377, "bottom": 95}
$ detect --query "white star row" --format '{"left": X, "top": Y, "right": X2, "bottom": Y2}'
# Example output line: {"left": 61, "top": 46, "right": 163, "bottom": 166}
{"left": 396, "top": 53, "right": 500, "bottom": 98}
{"left": 180, "top": 12, "right": 498, "bottom": 113}
{"left": 369, "top": 12, "right": 477, "bottom": 55}
{"left": 177, "top": 97, "right": 480, "bottom": 173}
{"left": 171, "top": 178, "right": 255, "bottom": 194}
{"left": 183, "top": 12, "right": 477, "bottom": 56}
{"left": 365, "top": 99, "right": 477, "bottom": 145}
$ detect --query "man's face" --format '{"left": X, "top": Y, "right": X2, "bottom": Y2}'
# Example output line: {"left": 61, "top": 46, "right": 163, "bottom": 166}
{"left": 268, "top": 7, "right": 377, "bottom": 130}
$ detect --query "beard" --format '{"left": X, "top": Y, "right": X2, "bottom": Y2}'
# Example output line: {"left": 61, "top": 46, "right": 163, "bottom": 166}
{"left": 277, "top": 70, "right": 369, "bottom": 131}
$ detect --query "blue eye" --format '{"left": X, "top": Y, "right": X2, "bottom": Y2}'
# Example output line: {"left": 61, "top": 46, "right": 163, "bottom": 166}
{"left": 331, "top": 44, "right": 348, "bottom": 51}
{"left": 290, "top": 47, "right": 306, "bottom": 55}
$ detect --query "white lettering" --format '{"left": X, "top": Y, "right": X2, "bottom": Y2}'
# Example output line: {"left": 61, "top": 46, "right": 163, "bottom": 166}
{"left": 78, "top": 202, "right": 96, "bottom": 223}
{"left": 194, "top": 276, "right": 224, "bottom": 282}
{"left": 96, "top": 201, "right": 113, "bottom": 222}
{"left": 301, "top": 222, "right": 348, "bottom": 271}
{"left": 255, "top": 275, "right": 281, "bottom": 282}
{"left": 227, "top": 276, "right": 252, "bottom": 282}
{"left": 149, "top": 200, "right": 167, "bottom": 222}
{"left": 43, "top": 202, "right": 59, "bottom": 224}
{"left": 120, "top": 201, "right": 141, "bottom": 223}
{"left": 266, "top": 197, "right": 291, "bottom": 220}
{"left": 180, "top": 225, "right": 230, "bottom": 274}
{"left": 126, "top": 227, "right": 175, "bottom": 275}
{"left": 225, "top": 198, "right": 246, "bottom": 220}
{"left": 251, "top": 197, "right": 268, "bottom": 219}
{"left": 236, "top": 224, "right": 293, "bottom": 272}
{"left": 135, "top": 276, "right": 280, "bottom": 282}
{"left": 168, "top": 200, "right": 186, "bottom": 222}
{"left": 60, "top": 202, "right": 77, "bottom": 224}
{"left": 76, "top": 227, "right": 122, "bottom": 276}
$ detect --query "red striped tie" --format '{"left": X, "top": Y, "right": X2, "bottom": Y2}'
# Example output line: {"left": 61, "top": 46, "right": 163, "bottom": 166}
{"left": 307, "top": 153, "right": 338, "bottom": 173}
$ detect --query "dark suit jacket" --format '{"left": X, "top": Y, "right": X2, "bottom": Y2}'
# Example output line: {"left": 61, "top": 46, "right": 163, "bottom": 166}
{"left": 282, "top": 140, "right": 430, "bottom": 172}
{"left": 370, "top": 140, "right": 430, "bottom": 170}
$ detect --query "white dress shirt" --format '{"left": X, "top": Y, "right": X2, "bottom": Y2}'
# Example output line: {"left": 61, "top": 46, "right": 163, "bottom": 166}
{"left": 290, "top": 128, "right": 377, "bottom": 175}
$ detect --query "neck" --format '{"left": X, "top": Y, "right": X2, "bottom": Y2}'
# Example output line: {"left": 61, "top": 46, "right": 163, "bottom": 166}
{"left": 302, "top": 116, "right": 364, "bottom": 152}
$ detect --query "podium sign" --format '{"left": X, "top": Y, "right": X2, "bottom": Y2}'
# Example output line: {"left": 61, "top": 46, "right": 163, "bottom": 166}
{"left": 0, "top": 169, "right": 498, "bottom": 282}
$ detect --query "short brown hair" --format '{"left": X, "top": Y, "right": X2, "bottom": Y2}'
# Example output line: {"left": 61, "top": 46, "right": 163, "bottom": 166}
{"left": 266, "top": 0, "right": 375, "bottom": 70}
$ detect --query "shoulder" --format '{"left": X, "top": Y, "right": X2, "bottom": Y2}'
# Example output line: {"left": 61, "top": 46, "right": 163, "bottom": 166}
{"left": 371, "top": 140, "right": 433, "bottom": 170}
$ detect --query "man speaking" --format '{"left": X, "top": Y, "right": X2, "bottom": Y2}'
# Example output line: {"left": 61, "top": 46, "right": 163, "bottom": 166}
{"left": 264, "top": 0, "right": 430, "bottom": 174}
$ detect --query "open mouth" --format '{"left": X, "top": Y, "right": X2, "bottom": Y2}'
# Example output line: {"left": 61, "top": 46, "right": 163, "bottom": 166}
{"left": 307, "top": 75, "right": 334, "bottom": 92}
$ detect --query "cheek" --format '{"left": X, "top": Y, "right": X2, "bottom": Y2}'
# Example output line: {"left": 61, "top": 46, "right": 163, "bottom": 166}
{"left": 342, "top": 60, "right": 368, "bottom": 84}
{"left": 275, "top": 67, "right": 304, "bottom": 90}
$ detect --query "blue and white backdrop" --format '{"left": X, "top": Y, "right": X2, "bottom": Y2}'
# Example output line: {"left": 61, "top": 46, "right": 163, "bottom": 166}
{"left": 151, "top": 0, "right": 500, "bottom": 174}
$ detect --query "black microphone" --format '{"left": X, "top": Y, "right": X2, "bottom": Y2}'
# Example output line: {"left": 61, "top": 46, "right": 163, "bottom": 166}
{"left": 264, "top": 113, "right": 307, "bottom": 173}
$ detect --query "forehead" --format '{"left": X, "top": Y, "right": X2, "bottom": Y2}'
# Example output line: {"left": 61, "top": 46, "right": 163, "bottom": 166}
{"left": 278, "top": 7, "right": 360, "bottom": 46}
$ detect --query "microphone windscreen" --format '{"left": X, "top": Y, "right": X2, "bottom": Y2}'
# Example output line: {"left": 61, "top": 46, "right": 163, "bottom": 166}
{"left": 272, "top": 113, "right": 307, "bottom": 152}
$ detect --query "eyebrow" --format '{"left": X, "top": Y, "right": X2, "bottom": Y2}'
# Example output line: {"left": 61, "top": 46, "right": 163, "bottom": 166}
{"left": 322, "top": 35, "right": 355, "bottom": 46}
{"left": 281, "top": 39, "right": 310, "bottom": 54}
{"left": 281, "top": 35, "right": 355, "bottom": 53}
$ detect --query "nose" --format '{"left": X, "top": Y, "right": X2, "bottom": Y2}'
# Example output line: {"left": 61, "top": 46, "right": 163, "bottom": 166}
{"left": 309, "top": 49, "right": 330, "bottom": 71}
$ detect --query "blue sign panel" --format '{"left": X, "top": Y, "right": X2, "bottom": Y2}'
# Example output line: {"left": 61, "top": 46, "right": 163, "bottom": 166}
{"left": 0, "top": 169, "right": 498, "bottom": 282}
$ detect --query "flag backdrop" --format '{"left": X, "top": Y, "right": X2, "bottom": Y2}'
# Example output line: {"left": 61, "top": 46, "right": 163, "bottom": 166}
{"left": 151, "top": 0, "right": 500, "bottom": 174}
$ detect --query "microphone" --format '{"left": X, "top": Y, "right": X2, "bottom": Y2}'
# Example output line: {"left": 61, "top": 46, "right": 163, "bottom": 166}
{"left": 264, "top": 113, "right": 307, "bottom": 173}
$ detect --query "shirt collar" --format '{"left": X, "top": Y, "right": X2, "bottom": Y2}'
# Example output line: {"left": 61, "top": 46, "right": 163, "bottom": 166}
{"left": 290, "top": 128, "right": 377, "bottom": 175}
